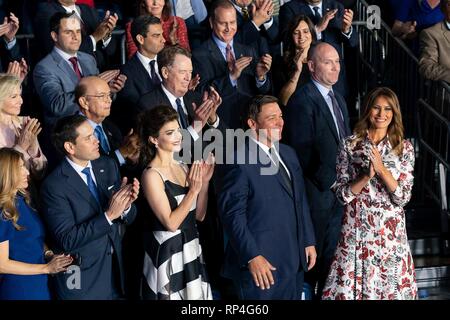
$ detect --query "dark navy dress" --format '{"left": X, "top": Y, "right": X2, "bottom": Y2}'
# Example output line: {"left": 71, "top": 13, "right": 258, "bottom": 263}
{"left": 0, "top": 196, "right": 50, "bottom": 300}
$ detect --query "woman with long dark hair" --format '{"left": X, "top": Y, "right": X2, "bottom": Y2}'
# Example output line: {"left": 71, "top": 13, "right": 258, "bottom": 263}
{"left": 322, "top": 87, "right": 417, "bottom": 300}
{"left": 138, "top": 105, "right": 214, "bottom": 300}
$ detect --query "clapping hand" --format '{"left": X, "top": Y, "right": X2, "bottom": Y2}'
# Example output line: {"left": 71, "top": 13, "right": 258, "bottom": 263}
{"left": 316, "top": 8, "right": 337, "bottom": 33}
{"left": 15, "top": 117, "right": 42, "bottom": 156}
{"left": 189, "top": 74, "right": 200, "bottom": 91}
{"left": 187, "top": 160, "right": 203, "bottom": 195}
{"left": 7, "top": 58, "right": 29, "bottom": 81}
{"left": 92, "top": 10, "right": 118, "bottom": 42}
{"left": 201, "top": 153, "right": 215, "bottom": 183}
{"left": 256, "top": 54, "right": 272, "bottom": 80}
{"left": 169, "top": 17, "right": 179, "bottom": 45}
{"left": 368, "top": 145, "right": 384, "bottom": 177}
{"left": 0, "top": 13, "right": 19, "bottom": 42}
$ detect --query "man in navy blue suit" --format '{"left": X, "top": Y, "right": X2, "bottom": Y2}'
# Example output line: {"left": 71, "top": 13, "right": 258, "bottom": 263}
{"left": 41, "top": 115, "right": 139, "bottom": 300}
{"left": 284, "top": 42, "right": 351, "bottom": 299}
{"left": 217, "top": 95, "right": 316, "bottom": 300}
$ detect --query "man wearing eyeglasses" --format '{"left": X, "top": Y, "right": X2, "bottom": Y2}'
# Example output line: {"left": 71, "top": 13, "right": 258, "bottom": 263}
{"left": 76, "top": 76, "right": 140, "bottom": 168}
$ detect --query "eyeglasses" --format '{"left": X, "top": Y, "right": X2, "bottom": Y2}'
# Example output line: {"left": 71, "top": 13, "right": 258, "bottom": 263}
{"left": 84, "top": 93, "right": 114, "bottom": 101}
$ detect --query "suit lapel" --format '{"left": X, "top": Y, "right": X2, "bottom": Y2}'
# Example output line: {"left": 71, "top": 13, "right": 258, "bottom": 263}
{"left": 208, "top": 39, "right": 227, "bottom": 72}
{"left": 52, "top": 50, "right": 80, "bottom": 84}
{"left": 442, "top": 22, "right": 450, "bottom": 47}
{"left": 309, "top": 82, "right": 340, "bottom": 142}
{"left": 61, "top": 159, "right": 101, "bottom": 212}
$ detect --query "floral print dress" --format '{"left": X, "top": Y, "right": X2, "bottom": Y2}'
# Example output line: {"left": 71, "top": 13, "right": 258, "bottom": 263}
{"left": 321, "top": 134, "right": 418, "bottom": 300}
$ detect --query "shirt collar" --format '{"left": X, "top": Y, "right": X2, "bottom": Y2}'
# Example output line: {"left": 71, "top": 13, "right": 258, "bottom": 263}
{"left": 445, "top": 21, "right": 450, "bottom": 30}
{"left": 250, "top": 136, "right": 271, "bottom": 156}
{"left": 161, "top": 84, "right": 183, "bottom": 103}
{"left": 136, "top": 51, "right": 157, "bottom": 67}
{"left": 212, "top": 33, "right": 234, "bottom": 50}
{"left": 311, "top": 78, "right": 332, "bottom": 99}
{"left": 66, "top": 156, "right": 92, "bottom": 175}
{"left": 308, "top": 1, "right": 323, "bottom": 13}
{"left": 54, "top": 46, "right": 77, "bottom": 60}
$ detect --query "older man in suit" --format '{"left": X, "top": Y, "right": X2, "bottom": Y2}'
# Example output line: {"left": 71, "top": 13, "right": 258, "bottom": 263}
{"left": 138, "top": 45, "right": 225, "bottom": 159}
{"left": 34, "top": 0, "right": 118, "bottom": 70}
{"left": 33, "top": 11, "right": 125, "bottom": 130}
{"left": 76, "top": 76, "right": 140, "bottom": 168}
{"left": 41, "top": 114, "right": 139, "bottom": 300}
{"left": 115, "top": 15, "right": 165, "bottom": 134}
{"left": 192, "top": 0, "right": 272, "bottom": 130}
{"left": 419, "top": 0, "right": 450, "bottom": 83}
{"left": 216, "top": 95, "right": 316, "bottom": 300}
{"left": 284, "top": 42, "right": 351, "bottom": 299}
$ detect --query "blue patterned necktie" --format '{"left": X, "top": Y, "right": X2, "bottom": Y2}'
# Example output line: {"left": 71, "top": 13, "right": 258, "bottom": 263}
{"left": 95, "top": 125, "right": 110, "bottom": 154}
{"left": 81, "top": 167, "right": 100, "bottom": 204}
{"left": 176, "top": 98, "right": 189, "bottom": 129}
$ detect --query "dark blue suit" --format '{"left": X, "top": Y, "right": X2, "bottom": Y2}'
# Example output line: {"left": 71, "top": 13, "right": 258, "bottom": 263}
{"left": 216, "top": 139, "right": 315, "bottom": 299}
{"left": 192, "top": 38, "right": 272, "bottom": 129}
{"left": 284, "top": 80, "right": 350, "bottom": 296}
{"left": 41, "top": 156, "right": 136, "bottom": 300}
{"left": 279, "top": 0, "right": 357, "bottom": 97}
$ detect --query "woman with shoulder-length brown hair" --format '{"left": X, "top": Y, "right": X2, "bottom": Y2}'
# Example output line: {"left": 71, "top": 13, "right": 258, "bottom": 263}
{"left": 322, "top": 87, "right": 418, "bottom": 300}
{"left": 0, "top": 147, "right": 73, "bottom": 300}
{"left": 125, "top": 0, "right": 190, "bottom": 60}
{"left": 273, "top": 14, "right": 316, "bottom": 106}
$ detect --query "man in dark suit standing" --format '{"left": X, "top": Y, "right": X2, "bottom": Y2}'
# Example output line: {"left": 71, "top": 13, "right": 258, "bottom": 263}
{"left": 76, "top": 76, "right": 140, "bottom": 168}
{"left": 34, "top": 0, "right": 118, "bottom": 70}
{"left": 41, "top": 114, "right": 139, "bottom": 300}
{"left": 216, "top": 95, "right": 316, "bottom": 300}
{"left": 284, "top": 42, "right": 351, "bottom": 299}
{"left": 115, "top": 15, "right": 165, "bottom": 134}
{"left": 279, "top": 0, "right": 356, "bottom": 97}
{"left": 192, "top": 0, "right": 272, "bottom": 130}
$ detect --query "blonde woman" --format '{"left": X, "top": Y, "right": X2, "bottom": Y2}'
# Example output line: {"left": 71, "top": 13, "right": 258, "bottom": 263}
{"left": 0, "top": 147, "right": 72, "bottom": 300}
{"left": 322, "top": 87, "right": 417, "bottom": 300}
{"left": 0, "top": 74, "right": 47, "bottom": 179}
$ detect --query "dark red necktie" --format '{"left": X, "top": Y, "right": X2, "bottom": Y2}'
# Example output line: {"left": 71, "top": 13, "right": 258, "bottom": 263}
{"left": 69, "top": 56, "right": 82, "bottom": 80}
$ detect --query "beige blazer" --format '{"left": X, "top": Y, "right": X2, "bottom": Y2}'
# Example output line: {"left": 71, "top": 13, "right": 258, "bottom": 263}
{"left": 419, "top": 21, "right": 450, "bottom": 83}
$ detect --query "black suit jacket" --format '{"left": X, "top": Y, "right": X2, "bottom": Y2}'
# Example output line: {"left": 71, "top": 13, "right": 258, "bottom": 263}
{"left": 33, "top": 1, "right": 117, "bottom": 70}
{"left": 41, "top": 156, "right": 137, "bottom": 300}
{"left": 284, "top": 80, "right": 350, "bottom": 212}
{"left": 0, "top": 40, "right": 21, "bottom": 72}
{"left": 113, "top": 54, "right": 160, "bottom": 133}
{"left": 192, "top": 38, "right": 272, "bottom": 129}
{"left": 279, "top": 0, "right": 357, "bottom": 96}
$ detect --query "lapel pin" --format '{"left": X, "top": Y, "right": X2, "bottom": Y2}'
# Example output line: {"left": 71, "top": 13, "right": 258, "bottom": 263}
{"left": 100, "top": 169, "right": 104, "bottom": 173}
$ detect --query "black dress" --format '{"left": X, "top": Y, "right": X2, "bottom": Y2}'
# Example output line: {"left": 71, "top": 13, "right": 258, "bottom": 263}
{"left": 141, "top": 165, "right": 212, "bottom": 300}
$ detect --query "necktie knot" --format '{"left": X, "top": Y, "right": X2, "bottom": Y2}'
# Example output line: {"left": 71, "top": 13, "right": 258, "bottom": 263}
{"left": 69, "top": 56, "right": 82, "bottom": 80}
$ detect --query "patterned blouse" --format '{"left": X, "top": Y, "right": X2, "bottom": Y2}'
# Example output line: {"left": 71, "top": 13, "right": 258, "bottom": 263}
{"left": 322, "top": 134, "right": 418, "bottom": 300}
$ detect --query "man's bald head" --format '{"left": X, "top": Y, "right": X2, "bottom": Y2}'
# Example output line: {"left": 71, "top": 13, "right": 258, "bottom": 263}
{"left": 76, "top": 76, "right": 112, "bottom": 123}
{"left": 307, "top": 42, "right": 341, "bottom": 88}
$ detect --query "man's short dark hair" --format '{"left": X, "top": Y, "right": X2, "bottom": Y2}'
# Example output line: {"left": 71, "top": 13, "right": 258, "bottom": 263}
{"left": 244, "top": 95, "right": 279, "bottom": 128}
{"left": 50, "top": 11, "right": 79, "bottom": 34}
{"left": 52, "top": 114, "right": 87, "bottom": 155}
{"left": 130, "top": 15, "right": 162, "bottom": 48}
{"left": 209, "top": 0, "right": 234, "bottom": 21}
{"left": 157, "top": 45, "right": 192, "bottom": 75}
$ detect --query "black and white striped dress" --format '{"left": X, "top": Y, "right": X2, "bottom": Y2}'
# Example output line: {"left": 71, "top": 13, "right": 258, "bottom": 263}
{"left": 141, "top": 166, "right": 212, "bottom": 300}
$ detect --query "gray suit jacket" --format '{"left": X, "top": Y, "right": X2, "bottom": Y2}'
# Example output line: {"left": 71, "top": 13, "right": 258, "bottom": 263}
{"left": 33, "top": 49, "right": 99, "bottom": 127}
{"left": 419, "top": 21, "right": 450, "bottom": 83}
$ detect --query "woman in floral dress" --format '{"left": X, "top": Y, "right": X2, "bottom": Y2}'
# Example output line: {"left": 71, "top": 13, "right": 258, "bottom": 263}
{"left": 322, "top": 87, "right": 417, "bottom": 300}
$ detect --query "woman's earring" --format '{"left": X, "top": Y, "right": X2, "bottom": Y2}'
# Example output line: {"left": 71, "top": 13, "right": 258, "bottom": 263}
{"left": 155, "top": 143, "right": 158, "bottom": 149}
